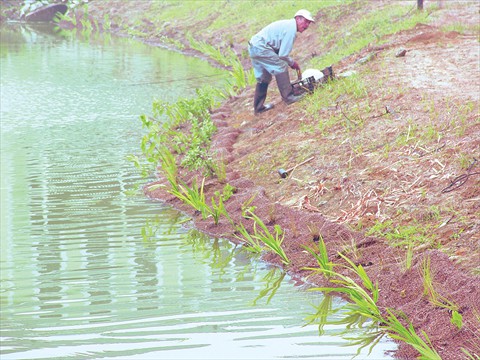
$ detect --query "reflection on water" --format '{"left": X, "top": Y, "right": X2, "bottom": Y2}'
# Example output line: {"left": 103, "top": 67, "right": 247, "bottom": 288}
{"left": 0, "top": 23, "right": 396, "bottom": 359}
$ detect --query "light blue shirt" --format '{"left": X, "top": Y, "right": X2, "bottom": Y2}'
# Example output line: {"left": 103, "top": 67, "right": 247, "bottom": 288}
{"left": 249, "top": 18, "right": 297, "bottom": 66}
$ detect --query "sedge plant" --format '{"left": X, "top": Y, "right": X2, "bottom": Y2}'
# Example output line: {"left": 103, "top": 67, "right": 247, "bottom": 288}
{"left": 245, "top": 210, "right": 290, "bottom": 265}
{"left": 169, "top": 177, "right": 210, "bottom": 219}
{"left": 234, "top": 221, "right": 263, "bottom": 253}
{"left": 302, "top": 234, "right": 333, "bottom": 279}
{"left": 158, "top": 146, "right": 179, "bottom": 191}
{"left": 384, "top": 308, "right": 441, "bottom": 360}
{"left": 207, "top": 190, "right": 231, "bottom": 225}
{"left": 307, "top": 251, "right": 441, "bottom": 358}
{"left": 422, "top": 256, "right": 463, "bottom": 329}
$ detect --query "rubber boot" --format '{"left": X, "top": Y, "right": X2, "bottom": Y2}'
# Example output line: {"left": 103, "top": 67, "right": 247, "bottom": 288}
{"left": 275, "top": 71, "right": 304, "bottom": 105}
{"left": 254, "top": 82, "right": 274, "bottom": 115}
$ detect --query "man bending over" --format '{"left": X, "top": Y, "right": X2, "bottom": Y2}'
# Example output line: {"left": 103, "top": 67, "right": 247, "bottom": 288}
{"left": 248, "top": 9, "right": 315, "bottom": 115}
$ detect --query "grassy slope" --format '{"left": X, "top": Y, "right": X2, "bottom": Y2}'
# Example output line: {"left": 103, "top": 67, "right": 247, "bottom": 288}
{"left": 85, "top": 0, "right": 479, "bottom": 274}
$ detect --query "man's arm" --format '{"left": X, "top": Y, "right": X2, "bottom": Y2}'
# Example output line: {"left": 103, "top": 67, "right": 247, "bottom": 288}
{"left": 277, "top": 23, "right": 297, "bottom": 66}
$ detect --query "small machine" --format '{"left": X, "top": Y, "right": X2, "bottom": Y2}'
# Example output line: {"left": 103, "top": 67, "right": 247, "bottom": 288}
{"left": 291, "top": 66, "right": 334, "bottom": 96}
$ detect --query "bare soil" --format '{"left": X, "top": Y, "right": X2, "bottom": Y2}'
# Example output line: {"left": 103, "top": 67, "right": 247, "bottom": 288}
{"left": 4, "top": 1, "right": 478, "bottom": 359}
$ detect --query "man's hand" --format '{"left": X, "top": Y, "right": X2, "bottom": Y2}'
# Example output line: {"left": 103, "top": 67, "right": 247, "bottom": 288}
{"left": 290, "top": 61, "right": 302, "bottom": 80}
{"left": 290, "top": 61, "right": 300, "bottom": 71}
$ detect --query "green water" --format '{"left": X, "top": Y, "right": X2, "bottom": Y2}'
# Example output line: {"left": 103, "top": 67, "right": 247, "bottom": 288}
{"left": 0, "top": 24, "right": 395, "bottom": 359}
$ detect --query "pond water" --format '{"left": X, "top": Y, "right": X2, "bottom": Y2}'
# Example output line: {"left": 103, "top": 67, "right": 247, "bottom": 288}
{"left": 0, "top": 24, "right": 396, "bottom": 359}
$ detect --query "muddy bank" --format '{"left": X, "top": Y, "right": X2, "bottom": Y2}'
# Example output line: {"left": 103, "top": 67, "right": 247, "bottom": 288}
{"left": 145, "top": 90, "right": 479, "bottom": 359}
{"left": 96, "top": 1, "right": 480, "bottom": 358}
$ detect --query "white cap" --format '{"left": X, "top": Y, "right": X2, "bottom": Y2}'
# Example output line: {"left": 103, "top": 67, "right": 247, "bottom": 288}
{"left": 294, "top": 9, "right": 315, "bottom": 22}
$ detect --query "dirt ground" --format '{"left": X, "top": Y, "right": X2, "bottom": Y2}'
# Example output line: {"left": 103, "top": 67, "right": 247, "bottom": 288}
{"left": 3, "top": 1, "right": 479, "bottom": 359}
{"left": 148, "top": 27, "right": 480, "bottom": 358}
{"left": 146, "top": 6, "right": 480, "bottom": 359}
